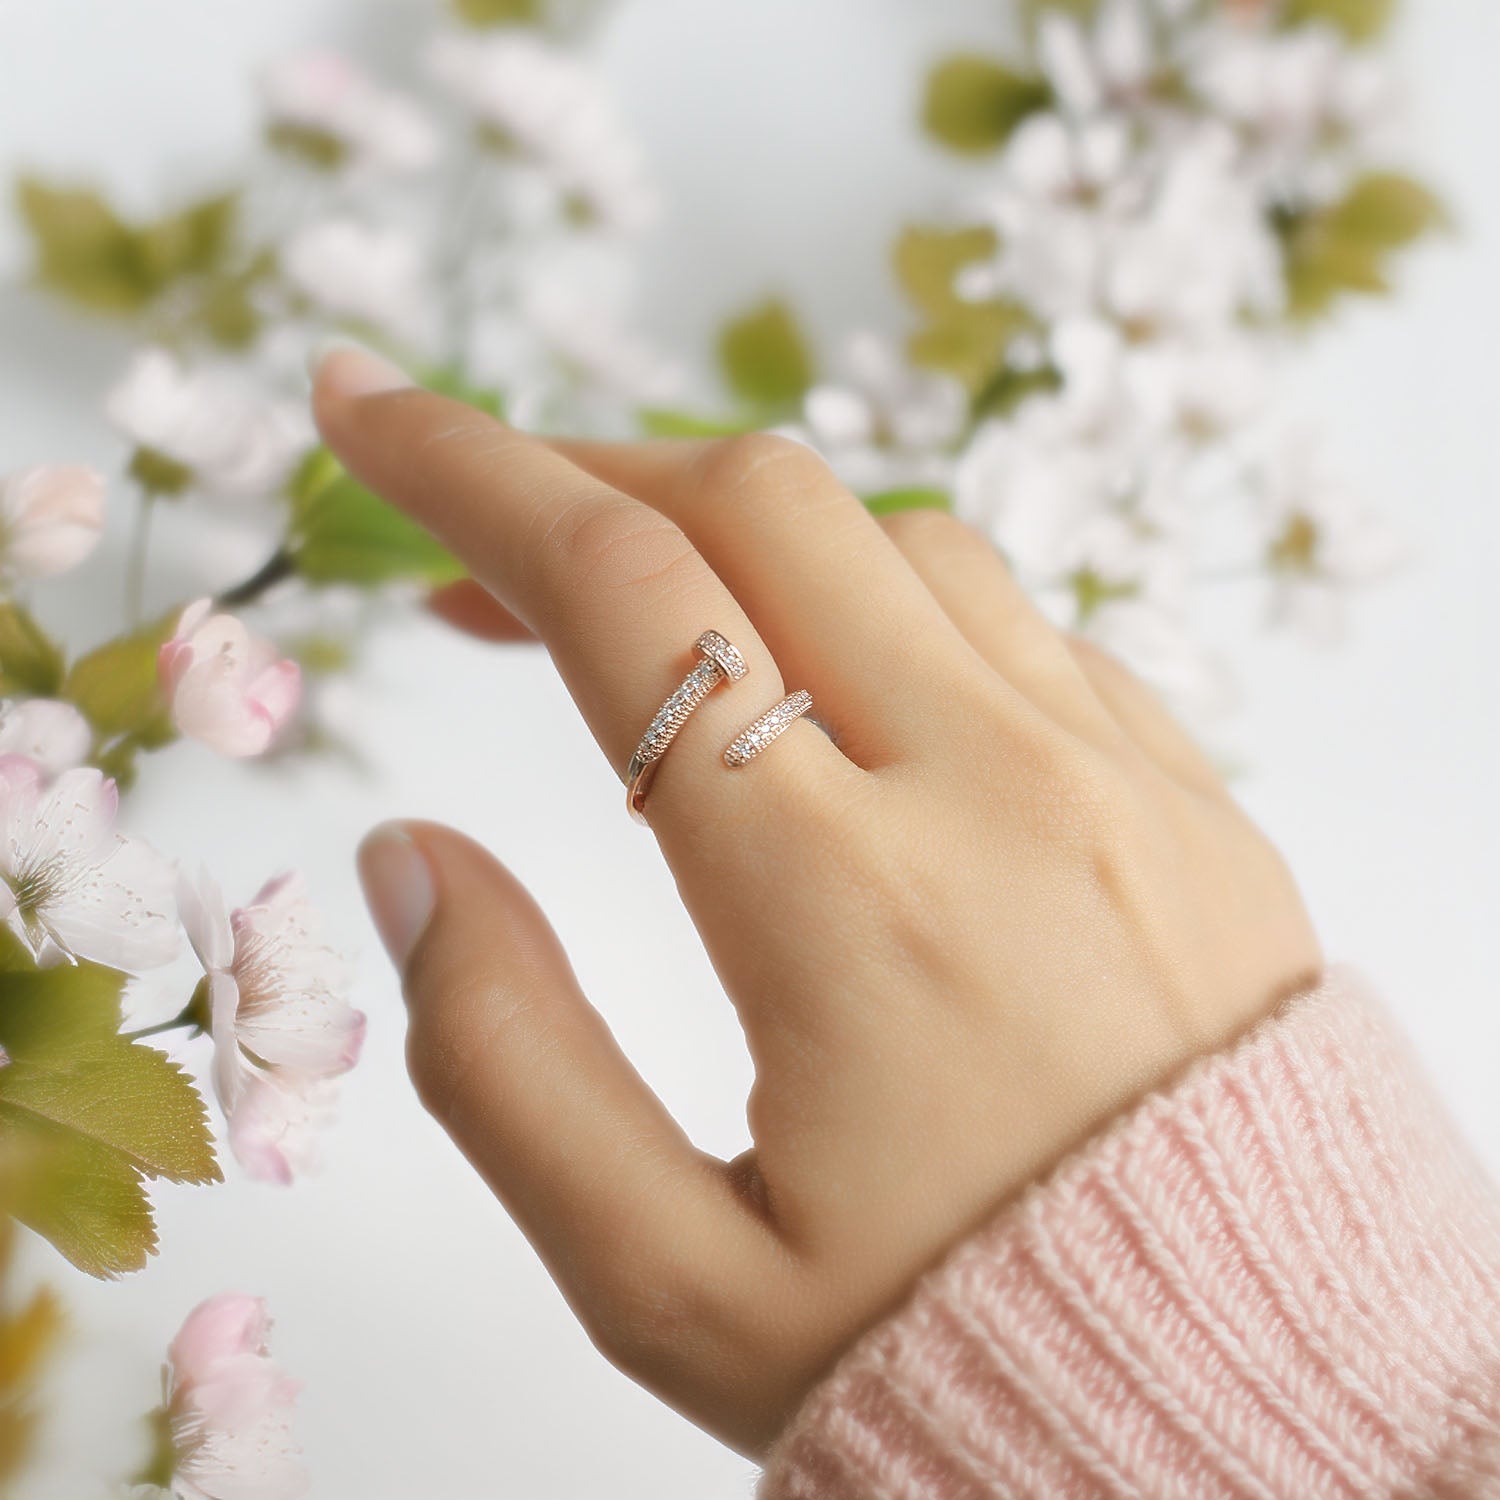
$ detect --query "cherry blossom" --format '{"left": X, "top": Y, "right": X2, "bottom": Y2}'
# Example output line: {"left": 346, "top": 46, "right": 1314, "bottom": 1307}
{"left": 152, "top": 1293, "right": 306, "bottom": 1500}
{"left": 0, "top": 761, "right": 179, "bottom": 971}
{"left": 428, "top": 32, "right": 657, "bottom": 233}
{"left": 0, "top": 699, "right": 92, "bottom": 777}
{"left": 178, "top": 867, "right": 364, "bottom": 1184}
{"left": 106, "top": 349, "right": 310, "bottom": 503}
{"left": 280, "top": 218, "right": 434, "bottom": 350}
{"left": 792, "top": 335, "right": 968, "bottom": 495}
{"left": 1036, "top": 0, "right": 1155, "bottom": 119}
{"left": 158, "top": 600, "right": 302, "bottom": 758}
{"left": 479, "top": 258, "right": 682, "bottom": 434}
{"left": 1256, "top": 433, "right": 1406, "bottom": 641}
{"left": 260, "top": 49, "right": 437, "bottom": 178}
{"left": 0, "top": 464, "right": 105, "bottom": 579}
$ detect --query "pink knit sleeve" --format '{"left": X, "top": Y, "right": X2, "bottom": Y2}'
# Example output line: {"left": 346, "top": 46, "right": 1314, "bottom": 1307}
{"left": 758, "top": 971, "right": 1500, "bottom": 1499}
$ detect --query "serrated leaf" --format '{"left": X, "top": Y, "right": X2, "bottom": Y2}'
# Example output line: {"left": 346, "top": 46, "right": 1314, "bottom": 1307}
{"left": 1281, "top": 0, "right": 1394, "bottom": 43}
{"left": 0, "top": 1046, "right": 218, "bottom": 1186}
{"left": 718, "top": 300, "right": 815, "bottom": 411}
{"left": 0, "top": 606, "right": 65, "bottom": 697}
{"left": 863, "top": 488, "right": 953, "bottom": 517}
{"left": 0, "top": 1111, "right": 156, "bottom": 1280}
{"left": 16, "top": 178, "right": 239, "bottom": 318}
{"left": 288, "top": 449, "right": 465, "bottom": 587}
{"left": 61, "top": 613, "right": 177, "bottom": 741}
{"left": 638, "top": 408, "right": 760, "bottom": 439}
{"left": 0, "top": 958, "right": 219, "bottom": 1279}
{"left": 922, "top": 56, "right": 1050, "bottom": 155}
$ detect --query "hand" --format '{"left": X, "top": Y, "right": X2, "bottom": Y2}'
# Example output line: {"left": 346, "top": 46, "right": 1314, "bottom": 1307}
{"left": 313, "top": 347, "right": 1321, "bottom": 1456}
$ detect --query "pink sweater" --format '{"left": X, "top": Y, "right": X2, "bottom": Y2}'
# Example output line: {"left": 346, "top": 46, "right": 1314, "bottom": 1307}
{"left": 758, "top": 972, "right": 1500, "bottom": 1498}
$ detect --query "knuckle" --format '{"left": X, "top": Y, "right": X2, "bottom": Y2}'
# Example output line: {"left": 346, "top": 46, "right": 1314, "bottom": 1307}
{"left": 576, "top": 1227, "right": 733, "bottom": 1377}
{"left": 688, "top": 431, "right": 830, "bottom": 508}
{"left": 973, "top": 724, "right": 1126, "bottom": 851}
{"left": 540, "top": 499, "right": 700, "bottom": 597}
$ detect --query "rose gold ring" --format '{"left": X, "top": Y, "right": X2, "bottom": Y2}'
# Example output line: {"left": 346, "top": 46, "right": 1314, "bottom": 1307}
{"left": 723, "top": 690, "right": 813, "bottom": 768}
{"left": 625, "top": 629, "right": 748, "bottom": 824}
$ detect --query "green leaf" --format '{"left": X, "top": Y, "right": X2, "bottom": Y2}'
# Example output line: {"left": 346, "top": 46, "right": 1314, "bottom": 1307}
{"left": 288, "top": 449, "right": 466, "bottom": 587}
{"left": 135, "top": 193, "right": 237, "bottom": 287}
{"left": 61, "top": 613, "right": 177, "bottom": 742}
{"left": 863, "top": 488, "right": 953, "bottom": 518}
{"left": 638, "top": 408, "right": 761, "bottom": 439}
{"left": 0, "top": 1113, "right": 158, "bottom": 1280}
{"left": 895, "top": 223, "right": 1030, "bottom": 392}
{"left": 972, "top": 362, "right": 1063, "bottom": 420}
{"left": 0, "top": 960, "right": 220, "bottom": 1279}
{"left": 0, "top": 606, "right": 65, "bottom": 697}
{"left": 922, "top": 56, "right": 1050, "bottom": 155}
{"left": 453, "top": 0, "right": 541, "bottom": 23}
{"left": 1278, "top": 173, "right": 1444, "bottom": 323}
{"left": 1280, "top": 0, "right": 1394, "bottom": 43}
{"left": 895, "top": 223, "right": 999, "bottom": 319}
{"left": 718, "top": 300, "right": 815, "bottom": 411}
{"left": 1324, "top": 172, "right": 1448, "bottom": 248}
{"left": 15, "top": 178, "right": 238, "bottom": 317}
{"left": 0, "top": 1047, "right": 218, "bottom": 1186}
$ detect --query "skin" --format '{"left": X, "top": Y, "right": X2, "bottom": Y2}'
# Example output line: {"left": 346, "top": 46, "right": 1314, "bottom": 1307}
{"left": 313, "top": 348, "right": 1322, "bottom": 1459}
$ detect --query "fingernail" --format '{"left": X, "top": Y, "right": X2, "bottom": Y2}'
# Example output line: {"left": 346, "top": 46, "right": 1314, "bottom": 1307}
{"left": 357, "top": 823, "right": 435, "bottom": 973}
{"left": 309, "top": 338, "right": 413, "bottom": 399}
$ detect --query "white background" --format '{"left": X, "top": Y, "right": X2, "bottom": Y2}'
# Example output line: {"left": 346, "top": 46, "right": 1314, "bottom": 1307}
{"left": 0, "top": 2, "right": 1496, "bottom": 1496}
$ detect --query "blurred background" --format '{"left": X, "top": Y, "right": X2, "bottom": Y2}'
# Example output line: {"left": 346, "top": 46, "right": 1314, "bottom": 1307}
{"left": 0, "top": 1, "right": 1495, "bottom": 1495}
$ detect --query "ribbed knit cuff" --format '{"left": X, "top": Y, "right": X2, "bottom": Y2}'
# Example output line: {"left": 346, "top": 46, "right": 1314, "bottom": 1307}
{"left": 759, "top": 972, "right": 1500, "bottom": 1499}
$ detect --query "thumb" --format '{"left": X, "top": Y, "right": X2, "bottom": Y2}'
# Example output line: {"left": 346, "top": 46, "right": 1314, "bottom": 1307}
{"left": 356, "top": 821, "right": 775, "bottom": 1391}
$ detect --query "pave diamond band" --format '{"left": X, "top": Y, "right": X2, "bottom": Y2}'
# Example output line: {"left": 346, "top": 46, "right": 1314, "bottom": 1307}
{"left": 723, "top": 690, "right": 814, "bottom": 768}
{"left": 626, "top": 630, "right": 747, "bottom": 824}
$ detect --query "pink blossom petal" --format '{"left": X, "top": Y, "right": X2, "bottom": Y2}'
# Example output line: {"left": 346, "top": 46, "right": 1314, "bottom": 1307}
{"left": 0, "top": 465, "right": 106, "bottom": 579}
{"left": 160, "top": 603, "right": 299, "bottom": 758}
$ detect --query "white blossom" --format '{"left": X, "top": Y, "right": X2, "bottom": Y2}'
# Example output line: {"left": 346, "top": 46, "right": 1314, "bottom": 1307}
{"left": 0, "top": 700, "right": 91, "bottom": 778}
{"left": 428, "top": 32, "right": 656, "bottom": 234}
{"left": 1256, "top": 432, "right": 1406, "bottom": 640}
{"left": 260, "top": 49, "right": 438, "bottom": 177}
{"left": 0, "top": 465, "right": 105, "bottom": 580}
{"left": 0, "top": 762, "right": 179, "bottom": 971}
{"left": 795, "top": 334, "right": 968, "bottom": 494}
{"left": 280, "top": 218, "right": 434, "bottom": 350}
{"left": 179, "top": 868, "right": 363, "bottom": 1184}
{"left": 106, "top": 349, "right": 309, "bottom": 502}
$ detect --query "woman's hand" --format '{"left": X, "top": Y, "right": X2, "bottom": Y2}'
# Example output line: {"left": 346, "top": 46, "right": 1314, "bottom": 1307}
{"left": 313, "top": 347, "right": 1321, "bottom": 1456}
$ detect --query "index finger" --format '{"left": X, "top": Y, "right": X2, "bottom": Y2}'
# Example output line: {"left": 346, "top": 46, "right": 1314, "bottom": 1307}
{"left": 311, "top": 346, "right": 857, "bottom": 838}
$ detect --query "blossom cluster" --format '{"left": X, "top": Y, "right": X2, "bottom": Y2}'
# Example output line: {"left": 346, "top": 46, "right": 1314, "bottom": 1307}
{"left": 783, "top": 0, "right": 1426, "bottom": 721}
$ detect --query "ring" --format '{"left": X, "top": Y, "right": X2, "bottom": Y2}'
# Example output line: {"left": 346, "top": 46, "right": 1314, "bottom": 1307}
{"left": 625, "top": 629, "right": 748, "bottom": 823}
{"left": 723, "top": 690, "right": 814, "bottom": 767}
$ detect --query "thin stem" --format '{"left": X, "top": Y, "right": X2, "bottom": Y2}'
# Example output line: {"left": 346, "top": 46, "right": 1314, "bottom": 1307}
{"left": 218, "top": 548, "right": 294, "bottom": 608}
{"left": 125, "top": 490, "right": 157, "bottom": 627}
{"left": 124, "top": 1015, "right": 195, "bottom": 1042}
